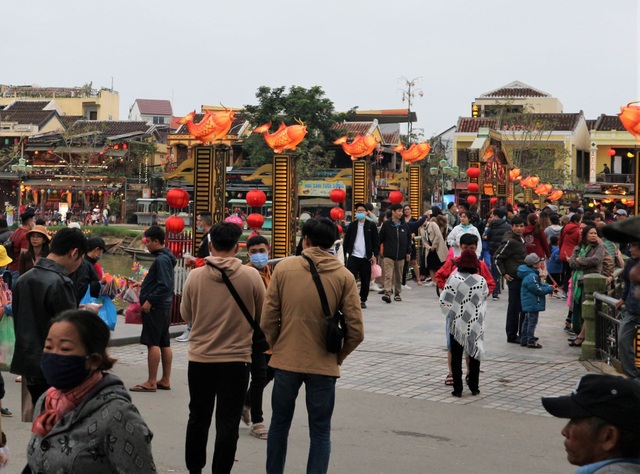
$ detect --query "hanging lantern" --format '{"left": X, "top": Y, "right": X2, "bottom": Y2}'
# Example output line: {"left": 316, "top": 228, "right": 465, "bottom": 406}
{"left": 490, "top": 197, "right": 499, "bottom": 207}
{"left": 245, "top": 189, "right": 267, "bottom": 208}
{"left": 165, "top": 215, "right": 185, "bottom": 233}
{"left": 47, "top": 189, "right": 52, "bottom": 194}
{"left": 466, "top": 167, "right": 480, "bottom": 179}
{"left": 330, "top": 207, "right": 345, "bottom": 221}
{"left": 466, "top": 195, "right": 477, "bottom": 205}
{"left": 607, "top": 149, "right": 616, "bottom": 157}
{"left": 246, "top": 213, "right": 265, "bottom": 230}
{"left": 329, "top": 188, "right": 347, "bottom": 204}
{"left": 40, "top": 189, "right": 45, "bottom": 194}
{"left": 388, "top": 190, "right": 404, "bottom": 204}
{"left": 467, "top": 183, "right": 479, "bottom": 193}
{"left": 98, "top": 190, "right": 103, "bottom": 196}
{"left": 166, "top": 188, "right": 190, "bottom": 209}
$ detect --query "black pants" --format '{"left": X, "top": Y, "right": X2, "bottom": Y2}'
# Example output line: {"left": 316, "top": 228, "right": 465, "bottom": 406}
{"left": 450, "top": 336, "right": 480, "bottom": 393}
{"left": 347, "top": 256, "right": 371, "bottom": 303}
{"left": 561, "top": 261, "right": 572, "bottom": 293}
{"left": 185, "top": 361, "right": 250, "bottom": 474}
{"left": 506, "top": 278, "right": 524, "bottom": 341}
{"left": 244, "top": 353, "right": 274, "bottom": 424}
{"left": 490, "top": 255, "right": 502, "bottom": 296}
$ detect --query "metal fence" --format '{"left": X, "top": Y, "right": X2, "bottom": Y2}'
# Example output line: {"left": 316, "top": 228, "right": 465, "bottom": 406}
{"left": 166, "top": 230, "right": 193, "bottom": 325}
{"left": 587, "top": 268, "right": 624, "bottom": 370}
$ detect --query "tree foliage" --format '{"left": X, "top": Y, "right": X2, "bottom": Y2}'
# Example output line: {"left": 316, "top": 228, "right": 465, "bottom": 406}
{"left": 242, "top": 85, "right": 356, "bottom": 178}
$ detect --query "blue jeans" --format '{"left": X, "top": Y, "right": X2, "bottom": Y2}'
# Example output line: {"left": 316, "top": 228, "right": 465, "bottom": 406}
{"left": 266, "top": 369, "right": 337, "bottom": 474}
{"left": 521, "top": 311, "right": 539, "bottom": 345}
{"left": 618, "top": 311, "right": 640, "bottom": 379}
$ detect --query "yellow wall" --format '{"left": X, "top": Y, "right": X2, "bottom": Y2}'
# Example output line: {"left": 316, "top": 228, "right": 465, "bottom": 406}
{"left": 0, "top": 89, "right": 119, "bottom": 120}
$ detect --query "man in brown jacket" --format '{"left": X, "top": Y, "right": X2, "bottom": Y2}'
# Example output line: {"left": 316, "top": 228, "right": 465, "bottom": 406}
{"left": 180, "top": 222, "right": 266, "bottom": 474}
{"left": 262, "top": 217, "right": 364, "bottom": 474}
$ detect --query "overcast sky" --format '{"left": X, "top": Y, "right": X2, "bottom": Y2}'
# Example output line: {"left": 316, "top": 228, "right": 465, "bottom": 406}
{"left": 3, "top": 0, "right": 638, "bottom": 138}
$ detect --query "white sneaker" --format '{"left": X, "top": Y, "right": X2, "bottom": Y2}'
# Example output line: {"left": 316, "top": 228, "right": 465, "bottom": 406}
{"left": 402, "top": 285, "right": 412, "bottom": 290}
{"left": 423, "top": 281, "right": 435, "bottom": 287}
{"left": 175, "top": 329, "right": 190, "bottom": 342}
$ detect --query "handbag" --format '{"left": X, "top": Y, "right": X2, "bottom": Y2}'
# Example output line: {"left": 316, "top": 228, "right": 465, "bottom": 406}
{"left": 370, "top": 261, "right": 382, "bottom": 280}
{"left": 206, "top": 262, "right": 270, "bottom": 354}
{"left": 303, "top": 255, "right": 347, "bottom": 354}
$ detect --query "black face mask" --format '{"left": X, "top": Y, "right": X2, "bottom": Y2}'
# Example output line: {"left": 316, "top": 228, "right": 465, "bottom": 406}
{"left": 40, "top": 352, "right": 90, "bottom": 390}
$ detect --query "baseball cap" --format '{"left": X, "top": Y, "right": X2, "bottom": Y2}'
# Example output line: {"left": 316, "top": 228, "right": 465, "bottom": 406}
{"left": 541, "top": 374, "right": 640, "bottom": 435}
{"left": 87, "top": 237, "right": 107, "bottom": 252}
{"left": 602, "top": 216, "right": 640, "bottom": 244}
{"left": 524, "top": 253, "right": 544, "bottom": 266}
{"left": 616, "top": 209, "right": 628, "bottom": 216}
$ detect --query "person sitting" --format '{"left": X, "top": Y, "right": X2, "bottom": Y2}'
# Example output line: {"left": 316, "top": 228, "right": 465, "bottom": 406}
{"left": 26, "top": 309, "right": 155, "bottom": 472}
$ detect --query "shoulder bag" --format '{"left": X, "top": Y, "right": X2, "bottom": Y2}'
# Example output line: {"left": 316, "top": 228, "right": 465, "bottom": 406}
{"left": 206, "top": 262, "right": 269, "bottom": 354}
{"left": 303, "top": 255, "right": 346, "bottom": 354}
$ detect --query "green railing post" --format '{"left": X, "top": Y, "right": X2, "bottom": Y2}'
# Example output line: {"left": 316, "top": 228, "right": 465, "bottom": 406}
{"left": 581, "top": 274, "right": 607, "bottom": 359}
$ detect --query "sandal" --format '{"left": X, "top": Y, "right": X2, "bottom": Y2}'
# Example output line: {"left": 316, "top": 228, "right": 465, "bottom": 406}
{"left": 394, "top": 295, "right": 402, "bottom": 302}
{"left": 444, "top": 373, "right": 454, "bottom": 386}
{"left": 569, "top": 337, "right": 584, "bottom": 347}
{"left": 250, "top": 423, "right": 268, "bottom": 440}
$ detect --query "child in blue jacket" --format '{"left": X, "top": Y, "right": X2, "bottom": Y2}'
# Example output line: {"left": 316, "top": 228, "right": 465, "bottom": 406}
{"left": 517, "top": 253, "right": 554, "bottom": 348}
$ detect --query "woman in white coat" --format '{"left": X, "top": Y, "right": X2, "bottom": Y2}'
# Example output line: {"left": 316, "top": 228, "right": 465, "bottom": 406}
{"left": 447, "top": 211, "right": 482, "bottom": 258}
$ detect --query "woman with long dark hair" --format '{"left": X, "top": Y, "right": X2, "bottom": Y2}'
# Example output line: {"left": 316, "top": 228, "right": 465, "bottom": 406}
{"left": 18, "top": 225, "right": 50, "bottom": 275}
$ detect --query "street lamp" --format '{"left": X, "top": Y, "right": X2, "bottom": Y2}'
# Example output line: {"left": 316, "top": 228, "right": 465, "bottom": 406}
{"left": 398, "top": 76, "right": 423, "bottom": 143}
{"left": 11, "top": 156, "right": 33, "bottom": 212}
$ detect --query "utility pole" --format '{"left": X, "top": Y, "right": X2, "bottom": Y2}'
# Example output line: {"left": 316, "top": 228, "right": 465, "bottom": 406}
{"left": 398, "top": 76, "right": 423, "bottom": 144}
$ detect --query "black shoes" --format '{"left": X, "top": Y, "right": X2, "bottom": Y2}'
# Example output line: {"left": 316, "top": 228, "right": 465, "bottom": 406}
{"left": 507, "top": 338, "right": 521, "bottom": 344}
{"left": 451, "top": 391, "right": 462, "bottom": 398}
{"left": 382, "top": 295, "right": 391, "bottom": 303}
{"left": 360, "top": 301, "right": 367, "bottom": 309}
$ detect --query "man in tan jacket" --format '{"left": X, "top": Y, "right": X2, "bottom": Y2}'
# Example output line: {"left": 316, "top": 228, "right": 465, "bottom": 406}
{"left": 262, "top": 217, "right": 364, "bottom": 474}
{"left": 180, "top": 222, "right": 266, "bottom": 474}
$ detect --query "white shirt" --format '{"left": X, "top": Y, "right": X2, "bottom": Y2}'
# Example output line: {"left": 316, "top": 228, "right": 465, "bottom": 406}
{"left": 352, "top": 221, "right": 366, "bottom": 258}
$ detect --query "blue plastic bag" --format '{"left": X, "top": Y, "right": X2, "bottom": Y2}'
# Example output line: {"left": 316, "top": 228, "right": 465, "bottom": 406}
{"left": 80, "top": 287, "right": 117, "bottom": 331}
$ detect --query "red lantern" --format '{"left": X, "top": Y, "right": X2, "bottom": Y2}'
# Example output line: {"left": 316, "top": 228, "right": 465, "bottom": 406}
{"left": 389, "top": 191, "right": 403, "bottom": 204}
{"left": 246, "top": 213, "right": 265, "bottom": 230}
{"left": 466, "top": 195, "right": 477, "bottom": 205}
{"left": 330, "top": 207, "right": 345, "bottom": 221}
{"left": 329, "top": 188, "right": 347, "bottom": 204}
{"left": 165, "top": 215, "right": 185, "bottom": 233}
{"left": 466, "top": 167, "right": 480, "bottom": 179}
{"left": 607, "top": 149, "right": 616, "bottom": 157}
{"left": 337, "top": 225, "right": 343, "bottom": 235}
{"left": 246, "top": 189, "right": 267, "bottom": 208}
{"left": 467, "top": 183, "right": 479, "bottom": 193}
{"left": 166, "top": 188, "right": 190, "bottom": 209}
{"left": 490, "top": 197, "right": 499, "bottom": 206}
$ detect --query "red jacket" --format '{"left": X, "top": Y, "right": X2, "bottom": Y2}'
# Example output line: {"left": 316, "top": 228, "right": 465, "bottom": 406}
{"left": 523, "top": 225, "right": 550, "bottom": 259}
{"left": 435, "top": 258, "right": 496, "bottom": 294}
{"left": 558, "top": 222, "right": 581, "bottom": 262}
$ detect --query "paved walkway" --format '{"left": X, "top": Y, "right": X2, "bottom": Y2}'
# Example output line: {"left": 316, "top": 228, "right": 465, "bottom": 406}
{"left": 3, "top": 280, "right": 610, "bottom": 473}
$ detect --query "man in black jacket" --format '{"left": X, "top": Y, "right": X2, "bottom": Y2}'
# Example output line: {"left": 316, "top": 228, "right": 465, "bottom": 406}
{"left": 70, "top": 237, "right": 105, "bottom": 304}
{"left": 343, "top": 203, "right": 380, "bottom": 308}
{"left": 494, "top": 217, "right": 527, "bottom": 343}
{"left": 484, "top": 208, "right": 512, "bottom": 300}
{"left": 11, "top": 228, "right": 87, "bottom": 404}
{"left": 378, "top": 203, "right": 411, "bottom": 303}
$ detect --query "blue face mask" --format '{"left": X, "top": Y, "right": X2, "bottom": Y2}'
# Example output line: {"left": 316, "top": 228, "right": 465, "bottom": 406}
{"left": 196, "top": 226, "right": 204, "bottom": 232}
{"left": 355, "top": 213, "right": 366, "bottom": 221}
{"left": 40, "top": 352, "right": 90, "bottom": 390}
{"left": 249, "top": 253, "right": 269, "bottom": 269}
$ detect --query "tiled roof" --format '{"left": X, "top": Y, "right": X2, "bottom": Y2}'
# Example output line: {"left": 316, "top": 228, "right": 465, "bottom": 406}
{"left": 382, "top": 131, "right": 399, "bottom": 145}
{"left": 0, "top": 110, "right": 57, "bottom": 126}
{"left": 134, "top": 99, "right": 172, "bottom": 116}
{"left": 585, "top": 119, "right": 597, "bottom": 130}
{"left": 332, "top": 122, "right": 374, "bottom": 136}
{"left": 456, "top": 118, "right": 498, "bottom": 133}
{"left": 67, "top": 120, "right": 151, "bottom": 136}
{"left": 500, "top": 113, "right": 581, "bottom": 132}
{"left": 479, "top": 81, "right": 551, "bottom": 99}
{"left": 4, "top": 100, "right": 50, "bottom": 111}
{"left": 593, "top": 114, "right": 626, "bottom": 131}
{"left": 60, "top": 115, "right": 83, "bottom": 128}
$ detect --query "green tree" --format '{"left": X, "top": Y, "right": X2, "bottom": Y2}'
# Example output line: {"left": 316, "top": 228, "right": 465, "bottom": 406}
{"left": 242, "top": 85, "right": 355, "bottom": 178}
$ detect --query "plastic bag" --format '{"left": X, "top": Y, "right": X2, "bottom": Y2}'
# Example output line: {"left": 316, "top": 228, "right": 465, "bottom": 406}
{"left": 371, "top": 261, "right": 382, "bottom": 279}
{"left": 0, "top": 316, "right": 15, "bottom": 371}
{"left": 125, "top": 302, "right": 143, "bottom": 325}
{"left": 120, "top": 286, "right": 140, "bottom": 304}
{"left": 97, "top": 297, "right": 117, "bottom": 331}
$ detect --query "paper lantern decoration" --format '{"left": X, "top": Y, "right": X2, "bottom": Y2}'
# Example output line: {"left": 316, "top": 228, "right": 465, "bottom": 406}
{"left": 520, "top": 176, "right": 540, "bottom": 189}
{"left": 246, "top": 189, "right": 267, "bottom": 208}
{"left": 329, "top": 188, "right": 347, "bottom": 204}
{"left": 466, "top": 167, "right": 480, "bottom": 179}
{"left": 490, "top": 197, "right": 499, "bottom": 206}
{"left": 246, "top": 213, "right": 264, "bottom": 230}
{"left": 389, "top": 191, "right": 404, "bottom": 204}
{"left": 393, "top": 142, "right": 431, "bottom": 163}
{"left": 330, "top": 207, "right": 345, "bottom": 221}
{"left": 334, "top": 134, "right": 379, "bottom": 160}
{"left": 534, "top": 183, "right": 553, "bottom": 195}
{"left": 547, "top": 189, "right": 564, "bottom": 201}
{"left": 509, "top": 168, "right": 521, "bottom": 181}
{"left": 165, "top": 215, "right": 185, "bottom": 233}
{"left": 179, "top": 109, "right": 236, "bottom": 143}
{"left": 607, "top": 149, "right": 616, "bottom": 157}
{"left": 466, "top": 196, "right": 477, "bottom": 205}
{"left": 166, "top": 188, "right": 190, "bottom": 209}
{"left": 254, "top": 121, "right": 307, "bottom": 153}
{"left": 618, "top": 102, "right": 640, "bottom": 141}
{"left": 467, "top": 183, "right": 479, "bottom": 193}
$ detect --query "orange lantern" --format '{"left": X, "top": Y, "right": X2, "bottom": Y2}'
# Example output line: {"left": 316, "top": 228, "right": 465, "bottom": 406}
{"left": 490, "top": 197, "right": 499, "bottom": 207}
{"left": 467, "top": 183, "right": 479, "bottom": 193}
{"left": 254, "top": 121, "right": 307, "bottom": 153}
{"left": 246, "top": 189, "right": 267, "bottom": 208}
{"left": 166, "top": 188, "right": 190, "bottom": 209}
{"left": 547, "top": 189, "right": 564, "bottom": 201}
{"left": 509, "top": 168, "right": 521, "bottom": 181}
{"left": 335, "top": 134, "right": 379, "bottom": 160}
{"left": 246, "top": 213, "right": 264, "bottom": 230}
{"left": 534, "top": 183, "right": 553, "bottom": 195}
{"left": 329, "top": 188, "right": 347, "bottom": 204}
{"left": 165, "top": 215, "right": 185, "bottom": 234}
{"left": 466, "top": 167, "right": 480, "bottom": 179}
{"left": 179, "top": 108, "right": 236, "bottom": 143}
{"left": 330, "top": 207, "right": 345, "bottom": 221}
{"left": 389, "top": 191, "right": 404, "bottom": 204}
{"left": 393, "top": 142, "right": 431, "bottom": 163}
{"left": 618, "top": 101, "right": 640, "bottom": 141}
{"left": 466, "top": 195, "right": 477, "bottom": 205}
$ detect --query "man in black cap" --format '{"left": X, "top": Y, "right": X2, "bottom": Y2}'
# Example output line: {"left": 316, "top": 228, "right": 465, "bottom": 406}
{"left": 541, "top": 374, "right": 640, "bottom": 471}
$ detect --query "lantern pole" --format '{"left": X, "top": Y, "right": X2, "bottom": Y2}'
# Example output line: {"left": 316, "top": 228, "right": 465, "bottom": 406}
{"left": 398, "top": 76, "right": 423, "bottom": 144}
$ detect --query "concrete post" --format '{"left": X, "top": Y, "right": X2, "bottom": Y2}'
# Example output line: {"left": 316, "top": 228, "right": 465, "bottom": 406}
{"left": 581, "top": 274, "right": 607, "bottom": 360}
